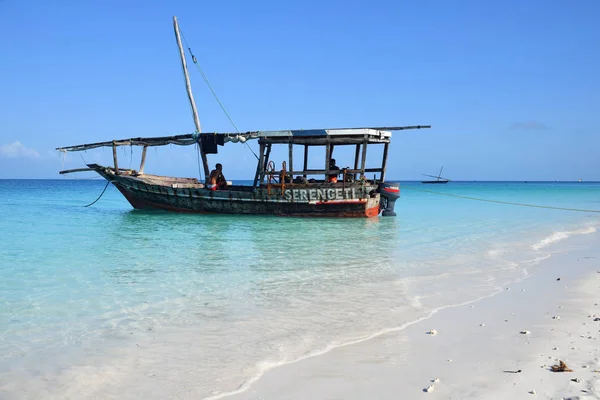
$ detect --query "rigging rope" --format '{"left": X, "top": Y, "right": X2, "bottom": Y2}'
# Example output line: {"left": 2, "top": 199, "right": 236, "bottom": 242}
{"left": 180, "top": 31, "right": 260, "bottom": 161}
{"left": 84, "top": 180, "right": 111, "bottom": 207}
{"left": 402, "top": 186, "right": 600, "bottom": 213}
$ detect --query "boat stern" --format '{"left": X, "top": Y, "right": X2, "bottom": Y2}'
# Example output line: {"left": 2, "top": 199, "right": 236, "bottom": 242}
{"left": 377, "top": 182, "right": 400, "bottom": 216}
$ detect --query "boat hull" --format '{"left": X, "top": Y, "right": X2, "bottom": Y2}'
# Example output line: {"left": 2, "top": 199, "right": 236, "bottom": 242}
{"left": 91, "top": 165, "right": 381, "bottom": 217}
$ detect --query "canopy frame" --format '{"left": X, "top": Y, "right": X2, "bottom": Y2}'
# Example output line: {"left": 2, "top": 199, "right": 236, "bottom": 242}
{"left": 56, "top": 125, "right": 431, "bottom": 184}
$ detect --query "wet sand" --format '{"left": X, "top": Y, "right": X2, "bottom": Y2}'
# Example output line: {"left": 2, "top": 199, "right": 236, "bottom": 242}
{"left": 230, "top": 232, "right": 600, "bottom": 400}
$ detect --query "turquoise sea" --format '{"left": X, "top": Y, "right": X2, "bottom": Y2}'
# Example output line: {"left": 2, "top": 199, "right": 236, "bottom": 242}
{"left": 1, "top": 179, "right": 599, "bottom": 399}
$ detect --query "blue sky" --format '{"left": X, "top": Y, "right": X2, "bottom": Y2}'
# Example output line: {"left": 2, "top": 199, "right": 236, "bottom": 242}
{"left": 1, "top": 0, "right": 598, "bottom": 180}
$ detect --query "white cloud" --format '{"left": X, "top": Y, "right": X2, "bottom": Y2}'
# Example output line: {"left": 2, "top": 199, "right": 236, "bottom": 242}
{"left": 0, "top": 141, "right": 40, "bottom": 158}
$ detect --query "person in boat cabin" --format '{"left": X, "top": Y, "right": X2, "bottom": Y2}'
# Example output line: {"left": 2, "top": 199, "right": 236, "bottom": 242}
{"left": 208, "top": 163, "right": 228, "bottom": 190}
{"left": 328, "top": 159, "right": 340, "bottom": 183}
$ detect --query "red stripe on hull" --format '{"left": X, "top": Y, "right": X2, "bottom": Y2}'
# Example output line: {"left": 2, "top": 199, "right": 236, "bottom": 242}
{"left": 314, "top": 200, "right": 366, "bottom": 205}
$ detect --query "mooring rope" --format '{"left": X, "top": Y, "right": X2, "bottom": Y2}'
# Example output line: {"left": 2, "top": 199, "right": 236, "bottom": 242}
{"left": 403, "top": 186, "right": 600, "bottom": 213}
{"left": 180, "top": 31, "right": 260, "bottom": 161}
{"left": 84, "top": 180, "right": 111, "bottom": 207}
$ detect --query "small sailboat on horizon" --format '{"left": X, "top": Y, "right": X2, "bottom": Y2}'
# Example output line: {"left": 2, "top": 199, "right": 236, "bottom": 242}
{"left": 421, "top": 166, "right": 450, "bottom": 184}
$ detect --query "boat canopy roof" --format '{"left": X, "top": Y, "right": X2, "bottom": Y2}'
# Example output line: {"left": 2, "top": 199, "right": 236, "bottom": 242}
{"left": 56, "top": 125, "right": 430, "bottom": 152}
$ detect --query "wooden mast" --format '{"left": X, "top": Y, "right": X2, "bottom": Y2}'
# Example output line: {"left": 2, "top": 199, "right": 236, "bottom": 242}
{"left": 173, "top": 16, "right": 210, "bottom": 179}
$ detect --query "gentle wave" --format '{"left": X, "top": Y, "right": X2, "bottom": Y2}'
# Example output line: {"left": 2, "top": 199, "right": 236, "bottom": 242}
{"left": 531, "top": 226, "right": 597, "bottom": 251}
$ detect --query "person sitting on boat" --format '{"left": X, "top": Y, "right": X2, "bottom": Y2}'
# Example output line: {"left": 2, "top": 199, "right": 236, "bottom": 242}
{"left": 207, "top": 163, "right": 227, "bottom": 190}
{"left": 328, "top": 159, "right": 340, "bottom": 183}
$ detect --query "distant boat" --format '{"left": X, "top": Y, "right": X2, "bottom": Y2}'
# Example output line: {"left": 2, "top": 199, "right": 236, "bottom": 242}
{"left": 421, "top": 166, "right": 450, "bottom": 184}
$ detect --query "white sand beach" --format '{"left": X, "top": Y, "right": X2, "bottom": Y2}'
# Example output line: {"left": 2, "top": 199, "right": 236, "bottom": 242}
{"left": 229, "top": 232, "right": 600, "bottom": 400}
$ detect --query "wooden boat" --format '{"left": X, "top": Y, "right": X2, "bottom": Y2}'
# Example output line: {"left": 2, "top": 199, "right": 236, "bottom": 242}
{"left": 56, "top": 17, "right": 431, "bottom": 218}
{"left": 421, "top": 166, "right": 450, "bottom": 184}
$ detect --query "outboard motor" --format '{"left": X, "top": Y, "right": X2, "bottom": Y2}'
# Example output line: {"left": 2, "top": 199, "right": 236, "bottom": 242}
{"left": 377, "top": 182, "right": 400, "bottom": 216}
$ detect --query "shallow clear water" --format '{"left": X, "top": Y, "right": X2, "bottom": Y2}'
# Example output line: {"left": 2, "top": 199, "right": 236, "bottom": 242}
{"left": 1, "top": 179, "right": 599, "bottom": 398}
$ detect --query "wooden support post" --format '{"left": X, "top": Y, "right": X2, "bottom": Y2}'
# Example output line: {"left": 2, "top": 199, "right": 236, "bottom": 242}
{"left": 288, "top": 141, "right": 293, "bottom": 180}
{"left": 303, "top": 145, "right": 308, "bottom": 178}
{"left": 261, "top": 143, "right": 272, "bottom": 184}
{"left": 354, "top": 144, "right": 360, "bottom": 170}
{"left": 173, "top": 16, "right": 210, "bottom": 179}
{"left": 380, "top": 142, "right": 389, "bottom": 183}
{"left": 139, "top": 145, "right": 148, "bottom": 174}
{"left": 253, "top": 143, "right": 265, "bottom": 188}
{"left": 112, "top": 142, "right": 119, "bottom": 175}
{"left": 360, "top": 136, "right": 368, "bottom": 179}
{"left": 325, "top": 143, "right": 331, "bottom": 181}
